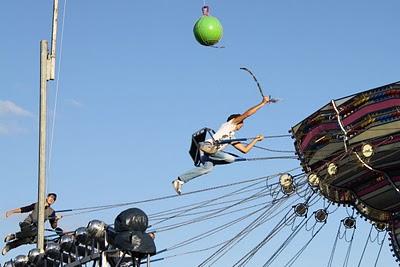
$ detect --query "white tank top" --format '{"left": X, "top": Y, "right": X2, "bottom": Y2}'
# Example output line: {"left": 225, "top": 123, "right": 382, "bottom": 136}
{"left": 206, "top": 120, "right": 237, "bottom": 151}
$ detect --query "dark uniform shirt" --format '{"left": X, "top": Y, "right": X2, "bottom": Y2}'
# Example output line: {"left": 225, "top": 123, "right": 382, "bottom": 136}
{"left": 20, "top": 203, "right": 56, "bottom": 227}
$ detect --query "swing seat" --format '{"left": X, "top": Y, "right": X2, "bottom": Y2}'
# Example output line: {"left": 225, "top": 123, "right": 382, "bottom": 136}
{"left": 188, "top": 128, "right": 215, "bottom": 166}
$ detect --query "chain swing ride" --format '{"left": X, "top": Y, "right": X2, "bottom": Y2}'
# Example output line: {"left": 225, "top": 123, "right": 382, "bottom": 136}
{"left": 2, "top": 1, "right": 400, "bottom": 267}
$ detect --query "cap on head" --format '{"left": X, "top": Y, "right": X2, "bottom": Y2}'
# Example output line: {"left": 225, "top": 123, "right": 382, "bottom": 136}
{"left": 47, "top": 193, "right": 57, "bottom": 201}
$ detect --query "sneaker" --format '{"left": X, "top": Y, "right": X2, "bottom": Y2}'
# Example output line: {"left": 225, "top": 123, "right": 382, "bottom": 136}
{"left": 172, "top": 179, "right": 184, "bottom": 195}
{"left": 4, "top": 233, "right": 15, "bottom": 243}
{"left": 1, "top": 245, "right": 10, "bottom": 256}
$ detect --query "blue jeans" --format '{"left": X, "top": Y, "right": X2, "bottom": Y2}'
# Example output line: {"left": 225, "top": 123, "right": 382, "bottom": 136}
{"left": 179, "top": 151, "right": 241, "bottom": 183}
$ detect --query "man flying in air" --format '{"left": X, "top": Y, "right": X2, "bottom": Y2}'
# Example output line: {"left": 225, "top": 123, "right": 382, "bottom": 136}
{"left": 172, "top": 96, "right": 272, "bottom": 195}
{"left": 2, "top": 193, "right": 61, "bottom": 255}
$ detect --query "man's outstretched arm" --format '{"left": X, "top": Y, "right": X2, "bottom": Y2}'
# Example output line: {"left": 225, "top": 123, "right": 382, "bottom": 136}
{"left": 5, "top": 203, "right": 35, "bottom": 218}
{"left": 232, "top": 135, "right": 264, "bottom": 154}
{"left": 5, "top": 208, "right": 21, "bottom": 218}
{"left": 231, "top": 96, "right": 270, "bottom": 124}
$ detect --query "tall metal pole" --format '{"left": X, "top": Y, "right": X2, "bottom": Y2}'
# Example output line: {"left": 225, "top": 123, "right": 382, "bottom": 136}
{"left": 37, "top": 40, "right": 48, "bottom": 252}
{"left": 37, "top": 0, "right": 59, "bottom": 252}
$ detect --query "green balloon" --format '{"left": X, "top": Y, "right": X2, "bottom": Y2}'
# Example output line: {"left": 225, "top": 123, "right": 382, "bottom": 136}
{"left": 193, "top": 15, "right": 223, "bottom": 46}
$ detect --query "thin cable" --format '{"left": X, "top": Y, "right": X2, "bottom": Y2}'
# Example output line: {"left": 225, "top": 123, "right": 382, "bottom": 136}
{"left": 200, "top": 200, "right": 293, "bottom": 267}
{"left": 285, "top": 222, "right": 326, "bottom": 267}
{"left": 264, "top": 134, "right": 292, "bottom": 138}
{"left": 151, "top": 184, "right": 267, "bottom": 225}
{"left": 244, "top": 156, "right": 298, "bottom": 161}
{"left": 327, "top": 223, "right": 342, "bottom": 267}
{"left": 48, "top": 0, "right": 67, "bottom": 191}
{"left": 150, "top": 192, "right": 269, "bottom": 223}
{"left": 148, "top": 183, "right": 278, "bottom": 220}
{"left": 262, "top": 194, "right": 320, "bottom": 267}
{"left": 262, "top": 216, "right": 311, "bottom": 267}
{"left": 232, "top": 202, "right": 298, "bottom": 266}
{"left": 61, "top": 181, "right": 265, "bottom": 216}
{"left": 209, "top": 197, "right": 298, "bottom": 266}
{"left": 158, "top": 192, "right": 302, "bottom": 256}
{"left": 374, "top": 232, "right": 387, "bottom": 267}
{"left": 152, "top": 184, "right": 268, "bottom": 231}
{"left": 342, "top": 226, "right": 355, "bottom": 267}
{"left": 357, "top": 224, "right": 373, "bottom": 267}
{"left": 149, "top": 185, "right": 267, "bottom": 220}
{"left": 158, "top": 240, "right": 228, "bottom": 260}
{"left": 242, "top": 143, "right": 296, "bottom": 154}
{"left": 164, "top": 202, "right": 274, "bottom": 252}
{"left": 239, "top": 195, "right": 317, "bottom": 266}
{"left": 58, "top": 169, "right": 300, "bottom": 214}
{"left": 155, "top": 183, "right": 287, "bottom": 232}
{"left": 156, "top": 191, "right": 306, "bottom": 251}
{"left": 253, "top": 145, "right": 296, "bottom": 153}
{"left": 157, "top": 197, "right": 294, "bottom": 261}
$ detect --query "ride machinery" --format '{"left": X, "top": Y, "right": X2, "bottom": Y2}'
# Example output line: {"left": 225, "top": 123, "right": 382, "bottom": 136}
{"left": 291, "top": 81, "right": 400, "bottom": 261}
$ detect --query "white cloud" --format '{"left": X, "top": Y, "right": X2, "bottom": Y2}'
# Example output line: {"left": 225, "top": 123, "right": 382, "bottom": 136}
{"left": 0, "top": 123, "right": 27, "bottom": 135}
{"left": 66, "top": 98, "right": 84, "bottom": 108}
{"left": 0, "top": 100, "right": 32, "bottom": 117}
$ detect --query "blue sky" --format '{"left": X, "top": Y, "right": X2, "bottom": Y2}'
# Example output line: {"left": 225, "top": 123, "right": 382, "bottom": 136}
{"left": 1, "top": 0, "right": 399, "bottom": 266}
